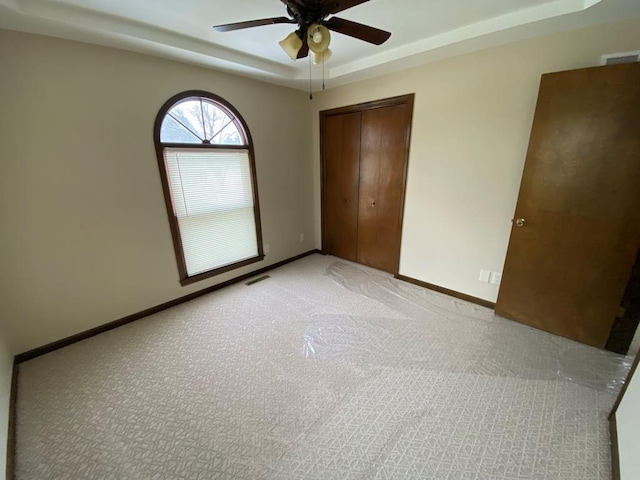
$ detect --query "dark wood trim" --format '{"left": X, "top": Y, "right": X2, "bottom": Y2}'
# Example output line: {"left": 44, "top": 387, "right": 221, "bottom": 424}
{"left": 15, "top": 250, "right": 320, "bottom": 364}
{"left": 394, "top": 97, "right": 415, "bottom": 277}
{"left": 160, "top": 143, "right": 250, "bottom": 150}
{"left": 319, "top": 93, "right": 415, "bottom": 276}
{"left": 179, "top": 255, "right": 264, "bottom": 286}
{"left": 610, "top": 414, "right": 620, "bottom": 480}
{"left": 319, "top": 108, "right": 327, "bottom": 269}
{"left": 319, "top": 94, "right": 416, "bottom": 117}
{"left": 6, "top": 361, "right": 18, "bottom": 480}
{"left": 609, "top": 350, "right": 640, "bottom": 419}
{"left": 395, "top": 273, "right": 497, "bottom": 309}
{"left": 153, "top": 90, "right": 264, "bottom": 287}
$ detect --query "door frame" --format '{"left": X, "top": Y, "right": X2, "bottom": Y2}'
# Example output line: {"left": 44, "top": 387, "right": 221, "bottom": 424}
{"left": 609, "top": 350, "right": 640, "bottom": 480}
{"left": 319, "top": 93, "right": 415, "bottom": 276}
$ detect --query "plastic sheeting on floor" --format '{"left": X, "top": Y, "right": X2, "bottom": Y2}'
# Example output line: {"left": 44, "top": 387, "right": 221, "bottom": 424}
{"left": 16, "top": 255, "right": 631, "bottom": 480}
{"left": 308, "top": 261, "right": 631, "bottom": 393}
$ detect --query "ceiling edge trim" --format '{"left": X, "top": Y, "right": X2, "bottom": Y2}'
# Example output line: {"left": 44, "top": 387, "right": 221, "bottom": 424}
{"left": 326, "top": 0, "right": 601, "bottom": 80}
{"left": 4, "top": 0, "right": 296, "bottom": 78}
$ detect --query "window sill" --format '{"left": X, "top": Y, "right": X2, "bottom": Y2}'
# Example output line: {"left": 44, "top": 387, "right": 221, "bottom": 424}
{"left": 179, "top": 255, "right": 265, "bottom": 287}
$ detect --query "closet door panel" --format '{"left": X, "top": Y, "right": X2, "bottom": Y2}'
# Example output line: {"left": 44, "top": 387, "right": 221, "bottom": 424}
{"left": 358, "top": 104, "right": 409, "bottom": 273}
{"left": 323, "top": 112, "right": 361, "bottom": 261}
{"left": 356, "top": 108, "right": 382, "bottom": 269}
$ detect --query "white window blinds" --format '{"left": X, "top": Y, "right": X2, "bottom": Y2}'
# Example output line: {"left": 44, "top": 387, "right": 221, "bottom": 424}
{"left": 163, "top": 148, "right": 259, "bottom": 276}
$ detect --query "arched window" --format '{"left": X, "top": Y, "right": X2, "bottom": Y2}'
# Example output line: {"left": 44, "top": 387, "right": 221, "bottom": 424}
{"left": 154, "top": 91, "right": 263, "bottom": 285}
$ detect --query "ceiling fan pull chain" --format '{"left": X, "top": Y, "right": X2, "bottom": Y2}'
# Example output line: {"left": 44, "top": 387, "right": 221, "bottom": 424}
{"left": 322, "top": 55, "right": 326, "bottom": 90}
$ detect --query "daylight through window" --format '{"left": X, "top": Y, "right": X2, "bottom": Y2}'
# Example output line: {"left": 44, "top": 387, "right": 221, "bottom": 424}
{"left": 154, "top": 91, "right": 263, "bottom": 285}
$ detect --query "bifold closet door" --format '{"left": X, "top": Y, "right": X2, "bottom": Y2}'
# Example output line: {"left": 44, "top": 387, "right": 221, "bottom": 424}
{"left": 322, "top": 94, "right": 414, "bottom": 274}
{"left": 357, "top": 104, "right": 410, "bottom": 273}
{"left": 323, "top": 112, "right": 361, "bottom": 261}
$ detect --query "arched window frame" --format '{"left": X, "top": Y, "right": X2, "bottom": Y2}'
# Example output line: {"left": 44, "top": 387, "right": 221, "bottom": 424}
{"left": 153, "top": 90, "right": 264, "bottom": 286}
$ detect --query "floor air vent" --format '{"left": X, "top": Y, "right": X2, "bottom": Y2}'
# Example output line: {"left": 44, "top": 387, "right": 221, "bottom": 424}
{"left": 245, "top": 275, "right": 270, "bottom": 286}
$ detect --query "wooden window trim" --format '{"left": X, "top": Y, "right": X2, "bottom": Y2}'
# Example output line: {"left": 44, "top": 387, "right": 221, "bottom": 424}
{"left": 153, "top": 90, "right": 264, "bottom": 286}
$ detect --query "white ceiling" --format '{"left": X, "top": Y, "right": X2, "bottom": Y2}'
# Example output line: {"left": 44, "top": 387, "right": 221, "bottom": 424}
{"left": 1, "top": 0, "right": 639, "bottom": 90}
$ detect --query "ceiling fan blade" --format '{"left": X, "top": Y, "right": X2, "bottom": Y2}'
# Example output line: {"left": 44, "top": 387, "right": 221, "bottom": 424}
{"left": 324, "top": 17, "right": 391, "bottom": 45}
{"left": 213, "top": 17, "right": 295, "bottom": 32}
{"left": 297, "top": 36, "right": 310, "bottom": 59}
{"left": 320, "top": 0, "right": 370, "bottom": 16}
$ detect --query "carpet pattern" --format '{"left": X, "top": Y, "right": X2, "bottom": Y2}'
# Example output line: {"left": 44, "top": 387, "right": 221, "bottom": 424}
{"left": 16, "top": 255, "right": 631, "bottom": 479}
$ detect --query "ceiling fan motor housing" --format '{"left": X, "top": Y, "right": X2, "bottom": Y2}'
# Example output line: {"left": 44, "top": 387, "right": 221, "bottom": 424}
{"left": 213, "top": 1, "right": 391, "bottom": 60}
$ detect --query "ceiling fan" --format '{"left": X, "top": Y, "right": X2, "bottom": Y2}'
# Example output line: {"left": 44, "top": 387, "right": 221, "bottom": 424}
{"left": 213, "top": 0, "right": 391, "bottom": 64}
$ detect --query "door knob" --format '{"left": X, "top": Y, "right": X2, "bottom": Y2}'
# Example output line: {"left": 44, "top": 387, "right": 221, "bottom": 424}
{"left": 515, "top": 218, "right": 526, "bottom": 227}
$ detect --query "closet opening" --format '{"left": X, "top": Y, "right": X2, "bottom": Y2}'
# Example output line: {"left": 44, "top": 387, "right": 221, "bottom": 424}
{"left": 320, "top": 94, "right": 414, "bottom": 274}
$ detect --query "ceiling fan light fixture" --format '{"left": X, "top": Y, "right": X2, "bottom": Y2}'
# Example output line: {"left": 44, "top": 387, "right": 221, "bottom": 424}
{"left": 313, "top": 48, "right": 332, "bottom": 65}
{"left": 279, "top": 31, "right": 303, "bottom": 60}
{"left": 214, "top": 1, "right": 392, "bottom": 67}
{"left": 307, "top": 23, "right": 331, "bottom": 54}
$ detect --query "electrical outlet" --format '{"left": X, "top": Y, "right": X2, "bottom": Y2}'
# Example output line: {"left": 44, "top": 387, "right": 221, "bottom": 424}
{"left": 264, "top": 243, "right": 270, "bottom": 254}
{"left": 491, "top": 272, "right": 502, "bottom": 285}
{"left": 299, "top": 233, "right": 305, "bottom": 243}
{"left": 479, "top": 270, "right": 491, "bottom": 283}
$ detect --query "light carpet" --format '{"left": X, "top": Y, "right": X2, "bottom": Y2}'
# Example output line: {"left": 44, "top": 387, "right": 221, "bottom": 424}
{"left": 16, "top": 254, "right": 631, "bottom": 479}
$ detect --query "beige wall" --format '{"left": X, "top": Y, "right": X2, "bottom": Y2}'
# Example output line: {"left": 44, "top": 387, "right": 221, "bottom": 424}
{"left": 2, "top": 20, "right": 640, "bottom": 355}
{"left": 0, "top": 30, "right": 315, "bottom": 354}
{"left": 630, "top": 330, "right": 640, "bottom": 356}
{"left": 1, "top": 18, "right": 639, "bottom": 477}
{"left": 312, "top": 18, "right": 640, "bottom": 304}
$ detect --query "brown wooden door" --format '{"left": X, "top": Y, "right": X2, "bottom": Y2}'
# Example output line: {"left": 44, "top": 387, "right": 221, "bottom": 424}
{"left": 496, "top": 63, "right": 640, "bottom": 348}
{"left": 357, "top": 104, "right": 410, "bottom": 272}
{"left": 321, "top": 95, "right": 414, "bottom": 274}
{"left": 323, "top": 112, "right": 361, "bottom": 261}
